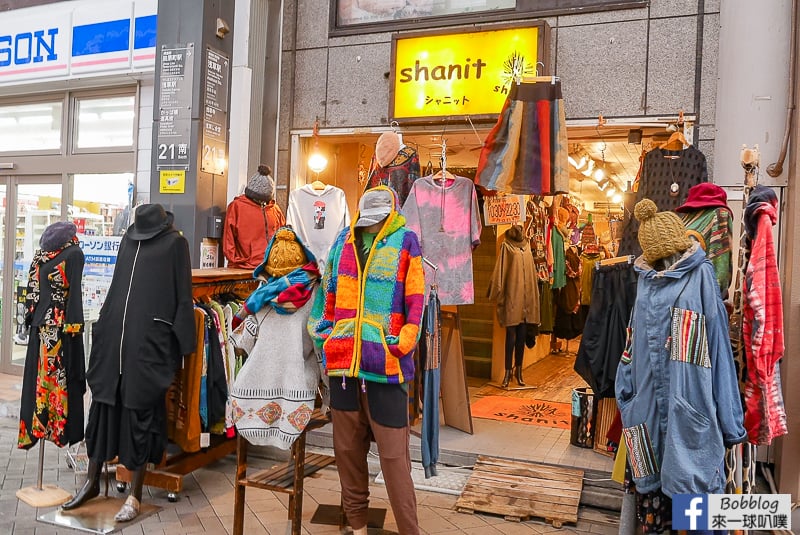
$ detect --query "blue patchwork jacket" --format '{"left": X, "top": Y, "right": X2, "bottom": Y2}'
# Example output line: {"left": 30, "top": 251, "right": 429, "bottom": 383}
{"left": 615, "top": 243, "right": 746, "bottom": 496}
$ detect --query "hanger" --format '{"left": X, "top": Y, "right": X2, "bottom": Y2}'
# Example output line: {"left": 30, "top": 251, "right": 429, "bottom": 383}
{"left": 596, "top": 254, "right": 634, "bottom": 270}
{"left": 660, "top": 111, "right": 689, "bottom": 152}
{"left": 422, "top": 256, "right": 439, "bottom": 286}
{"left": 390, "top": 120, "right": 405, "bottom": 148}
{"left": 311, "top": 180, "right": 326, "bottom": 190}
{"left": 659, "top": 130, "right": 688, "bottom": 151}
{"left": 432, "top": 169, "right": 455, "bottom": 181}
{"left": 517, "top": 62, "right": 559, "bottom": 85}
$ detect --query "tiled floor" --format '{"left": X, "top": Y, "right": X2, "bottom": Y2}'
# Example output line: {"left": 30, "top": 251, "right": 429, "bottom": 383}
{"left": 0, "top": 416, "right": 621, "bottom": 534}
{"left": 0, "top": 365, "right": 622, "bottom": 534}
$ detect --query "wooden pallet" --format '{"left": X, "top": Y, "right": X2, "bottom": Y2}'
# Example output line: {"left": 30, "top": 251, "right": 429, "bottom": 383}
{"left": 455, "top": 456, "right": 583, "bottom": 528}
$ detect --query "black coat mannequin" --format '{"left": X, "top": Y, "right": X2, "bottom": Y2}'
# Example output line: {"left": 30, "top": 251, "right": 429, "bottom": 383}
{"left": 62, "top": 204, "right": 195, "bottom": 522}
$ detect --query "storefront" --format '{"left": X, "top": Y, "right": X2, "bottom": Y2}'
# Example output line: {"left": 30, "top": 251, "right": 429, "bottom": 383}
{"left": 0, "top": 0, "right": 157, "bottom": 374}
{"left": 285, "top": 16, "right": 704, "bottom": 385}
{"left": 276, "top": 0, "right": 800, "bottom": 503}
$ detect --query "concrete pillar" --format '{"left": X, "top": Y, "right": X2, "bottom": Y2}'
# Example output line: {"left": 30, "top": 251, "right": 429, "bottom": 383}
{"left": 777, "top": 2, "right": 800, "bottom": 499}
{"left": 713, "top": 0, "right": 791, "bottom": 187}
{"left": 149, "top": 0, "right": 235, "bottom": 266}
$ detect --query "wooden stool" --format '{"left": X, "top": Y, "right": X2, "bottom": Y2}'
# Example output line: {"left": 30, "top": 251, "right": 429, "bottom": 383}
{"left": 233, "top": 410, "right": 335, "bottom": 535}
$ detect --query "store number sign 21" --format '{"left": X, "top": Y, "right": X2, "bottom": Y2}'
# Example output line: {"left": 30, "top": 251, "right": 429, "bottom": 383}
{"left": 483, "top": 195, "right": 525, "bottom": 226}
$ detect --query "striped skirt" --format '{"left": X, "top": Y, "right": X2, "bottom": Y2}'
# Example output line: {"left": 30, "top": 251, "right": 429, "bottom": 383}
{"left": 476, "top": 81, "right": 569, "bottom": 195}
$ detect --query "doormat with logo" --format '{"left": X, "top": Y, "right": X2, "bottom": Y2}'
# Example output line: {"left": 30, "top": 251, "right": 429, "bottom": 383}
{"left": 470, "top": 395, "right": 571, "bottom": 429}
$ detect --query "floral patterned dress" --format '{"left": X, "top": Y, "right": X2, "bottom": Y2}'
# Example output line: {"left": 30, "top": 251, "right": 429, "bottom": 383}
{"left": 18, "top": 238, "right": 86, "bottom": 449}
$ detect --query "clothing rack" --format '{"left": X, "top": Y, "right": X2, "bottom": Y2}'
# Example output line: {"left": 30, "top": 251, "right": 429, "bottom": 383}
{"left": 116, "top": 268, "right": 258, "bottom": 501}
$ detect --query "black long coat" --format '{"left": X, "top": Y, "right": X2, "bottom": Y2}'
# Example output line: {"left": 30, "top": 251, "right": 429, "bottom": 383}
{"left": 86, "top": 227, "right": 195, "bottom": 410}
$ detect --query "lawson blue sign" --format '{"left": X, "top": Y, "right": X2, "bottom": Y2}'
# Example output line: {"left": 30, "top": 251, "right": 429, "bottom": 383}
{"left": 0, "top": 10, "right": 156, "bottom": 83}
{"left": 0, "top": 28, "right": 58, "bottom": 67}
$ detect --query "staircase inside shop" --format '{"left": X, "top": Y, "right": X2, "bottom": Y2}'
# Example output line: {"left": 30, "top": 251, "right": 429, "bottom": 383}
{"left": 458, "top": 223, "right": 497, "bottom": 379}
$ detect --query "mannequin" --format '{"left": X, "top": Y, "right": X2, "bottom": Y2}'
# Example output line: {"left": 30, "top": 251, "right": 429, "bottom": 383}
{"left": 365, "top": 131, "right": 420, "bottom": 207}
{"left": 230, "top": 227, "right": 323, "bottom": 449}
{"left": 675, "top": 182, "right": 734, "bottom": 299}
{"left": 223, "top": 164, "right": 286, "bottom": 269}
{"left": 487, "top": 225, "right": 540, "bottom": 387}
{"left": 62, "top": 204, "right": 195, "bottom": 522}
{"left": 615, "top": 199, "right": 745, "bottom": 531}
{"left": 308, "top": 186, "right": 424, "bottom": 535}
{"left": 18, "top": 221, "right": 86, "bottom": 450}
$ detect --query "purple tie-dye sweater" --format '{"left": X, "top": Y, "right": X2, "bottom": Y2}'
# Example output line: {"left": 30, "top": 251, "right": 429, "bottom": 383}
{"left": 402, "top": 175, "right": 482, "bottom": 305}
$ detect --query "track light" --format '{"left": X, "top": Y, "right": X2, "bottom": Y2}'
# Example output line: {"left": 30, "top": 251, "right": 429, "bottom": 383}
{"left": 594, "top": 168, "right": 605, "bottom": 181}
{"left": 581, "top": 159, "right": 595, "bottom": 177}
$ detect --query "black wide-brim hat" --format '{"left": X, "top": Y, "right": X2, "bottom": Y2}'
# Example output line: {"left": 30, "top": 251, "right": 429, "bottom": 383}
{"left": 126, "top": 203, "right": 175, "bottom": 240}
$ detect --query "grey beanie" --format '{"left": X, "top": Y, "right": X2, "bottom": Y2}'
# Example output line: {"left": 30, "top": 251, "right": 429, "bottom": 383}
{"left": 245, "top": 164, "right": 275, "bottom": 203}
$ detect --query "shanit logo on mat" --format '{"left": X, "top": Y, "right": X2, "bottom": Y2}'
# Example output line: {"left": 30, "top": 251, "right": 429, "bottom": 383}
{"left": 673, "top": 494, "right": 792, "bottom": 530}
{"left": 519, "top": 402, "right": 559, "bottom": 419}
{"left": 470, "top": 396, "right": 571, "bottom": 429}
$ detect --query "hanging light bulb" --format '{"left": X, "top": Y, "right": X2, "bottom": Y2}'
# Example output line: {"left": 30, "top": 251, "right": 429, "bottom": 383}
{"left": 606, "top": 186, "right": 616, "bottom": 197}
{"left": 308, "top": 153, "right": 328, "bottom": 174}
{"left": 612, "top": 193, "right": 623, "bottom": 204}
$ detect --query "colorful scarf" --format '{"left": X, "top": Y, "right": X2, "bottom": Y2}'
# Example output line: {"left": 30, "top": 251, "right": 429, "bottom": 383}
{"left": 25, "top": 236, "right": 80, "bottom": 330}
{"left": 242, "top": 262, "right": 320, "bottom": 316}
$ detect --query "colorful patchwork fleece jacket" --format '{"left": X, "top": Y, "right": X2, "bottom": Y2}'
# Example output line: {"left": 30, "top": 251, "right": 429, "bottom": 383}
{"left": 307, "top": 186, "right": 425, "bottom": 385}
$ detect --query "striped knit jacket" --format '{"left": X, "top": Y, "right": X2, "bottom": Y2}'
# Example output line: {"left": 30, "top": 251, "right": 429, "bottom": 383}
{"left": 308, "top": 187, "right": 425, "bottom": 385}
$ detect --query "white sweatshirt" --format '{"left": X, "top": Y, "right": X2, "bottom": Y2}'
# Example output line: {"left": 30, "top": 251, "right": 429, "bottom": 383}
{"left": 286, "top": 184, "right": 350, "bottom": 273}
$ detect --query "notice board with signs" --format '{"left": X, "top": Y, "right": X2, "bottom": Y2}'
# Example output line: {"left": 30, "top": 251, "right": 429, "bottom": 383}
{"left": 201, "top": 47, "right": 230, "bottom": 175}
{"left": 155, "top": 44, "right": 194, "bottom": 172}
{"left": 389, "top": 22, "right": 549, "bottom": 123}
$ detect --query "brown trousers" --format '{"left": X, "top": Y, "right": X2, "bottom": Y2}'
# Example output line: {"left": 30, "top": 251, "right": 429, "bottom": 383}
{"left": 331, "top": 391, "right": 420, "bottom": 535}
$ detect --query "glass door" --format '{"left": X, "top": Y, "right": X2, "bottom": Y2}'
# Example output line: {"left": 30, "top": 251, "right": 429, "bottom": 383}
{"left": 0, "top": 177, "right": 63, "bottom": 375}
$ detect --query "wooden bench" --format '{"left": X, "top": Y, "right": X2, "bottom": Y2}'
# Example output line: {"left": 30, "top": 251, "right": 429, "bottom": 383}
{"left": 232, "top": 409, "right": 335, "bottom": 535}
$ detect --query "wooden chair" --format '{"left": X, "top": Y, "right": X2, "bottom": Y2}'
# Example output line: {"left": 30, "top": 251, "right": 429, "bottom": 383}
{"left": 232, "top": 409, "right": 335, "bottom": 535}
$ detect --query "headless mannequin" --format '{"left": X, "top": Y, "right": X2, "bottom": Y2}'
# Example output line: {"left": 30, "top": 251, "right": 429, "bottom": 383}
{"left": 62, "top": 462, "right": 146, "bottom": 521}
{"left": 653, "top": 250, "right": 684, "bottom": 271}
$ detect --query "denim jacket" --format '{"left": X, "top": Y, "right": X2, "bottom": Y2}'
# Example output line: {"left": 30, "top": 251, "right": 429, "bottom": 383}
{"left": 616, "top": 243, "right": 746, "bottom": 496}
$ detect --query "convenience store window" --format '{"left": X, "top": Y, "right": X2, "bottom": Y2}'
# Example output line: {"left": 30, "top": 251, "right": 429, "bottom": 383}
{"left": 71, "top": 173, "right": 134, "bottom": 237}
{"left": 0, "top": 100, "right": 63, "bottom": 153}
{"left": 74, "top": 95, "right": 136, "bottom": 150}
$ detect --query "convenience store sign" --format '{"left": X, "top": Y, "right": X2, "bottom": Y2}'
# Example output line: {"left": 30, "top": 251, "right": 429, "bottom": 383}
{"left": 0, "top": 0, "right": 156, "bottom": 85}
{"left": 391, "top": 25, "right": 543, "bottom": 121}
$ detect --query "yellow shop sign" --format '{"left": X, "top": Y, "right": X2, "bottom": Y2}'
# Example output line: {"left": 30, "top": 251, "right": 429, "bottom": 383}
{"left": 391, "top": 24, "right": 546, "bottom": 121}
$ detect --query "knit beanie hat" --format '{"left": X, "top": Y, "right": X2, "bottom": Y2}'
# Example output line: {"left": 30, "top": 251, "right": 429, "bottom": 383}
{"left": 263, "top": 227, "right": 308, "bottom": 277}
{"left": 375, "top": 132, "right": 402, "bottom": 167}
{"left": 245, "top": 165, "right": 275, "bottom": 203}
{"left": 634, "top": 198, "right": 692, "bottom": 264}
{"left": 40, "top": 221, "right": 77, "bottom": 252}
{"left": 581, "top": 221, "right": 596, "bottom": 247}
